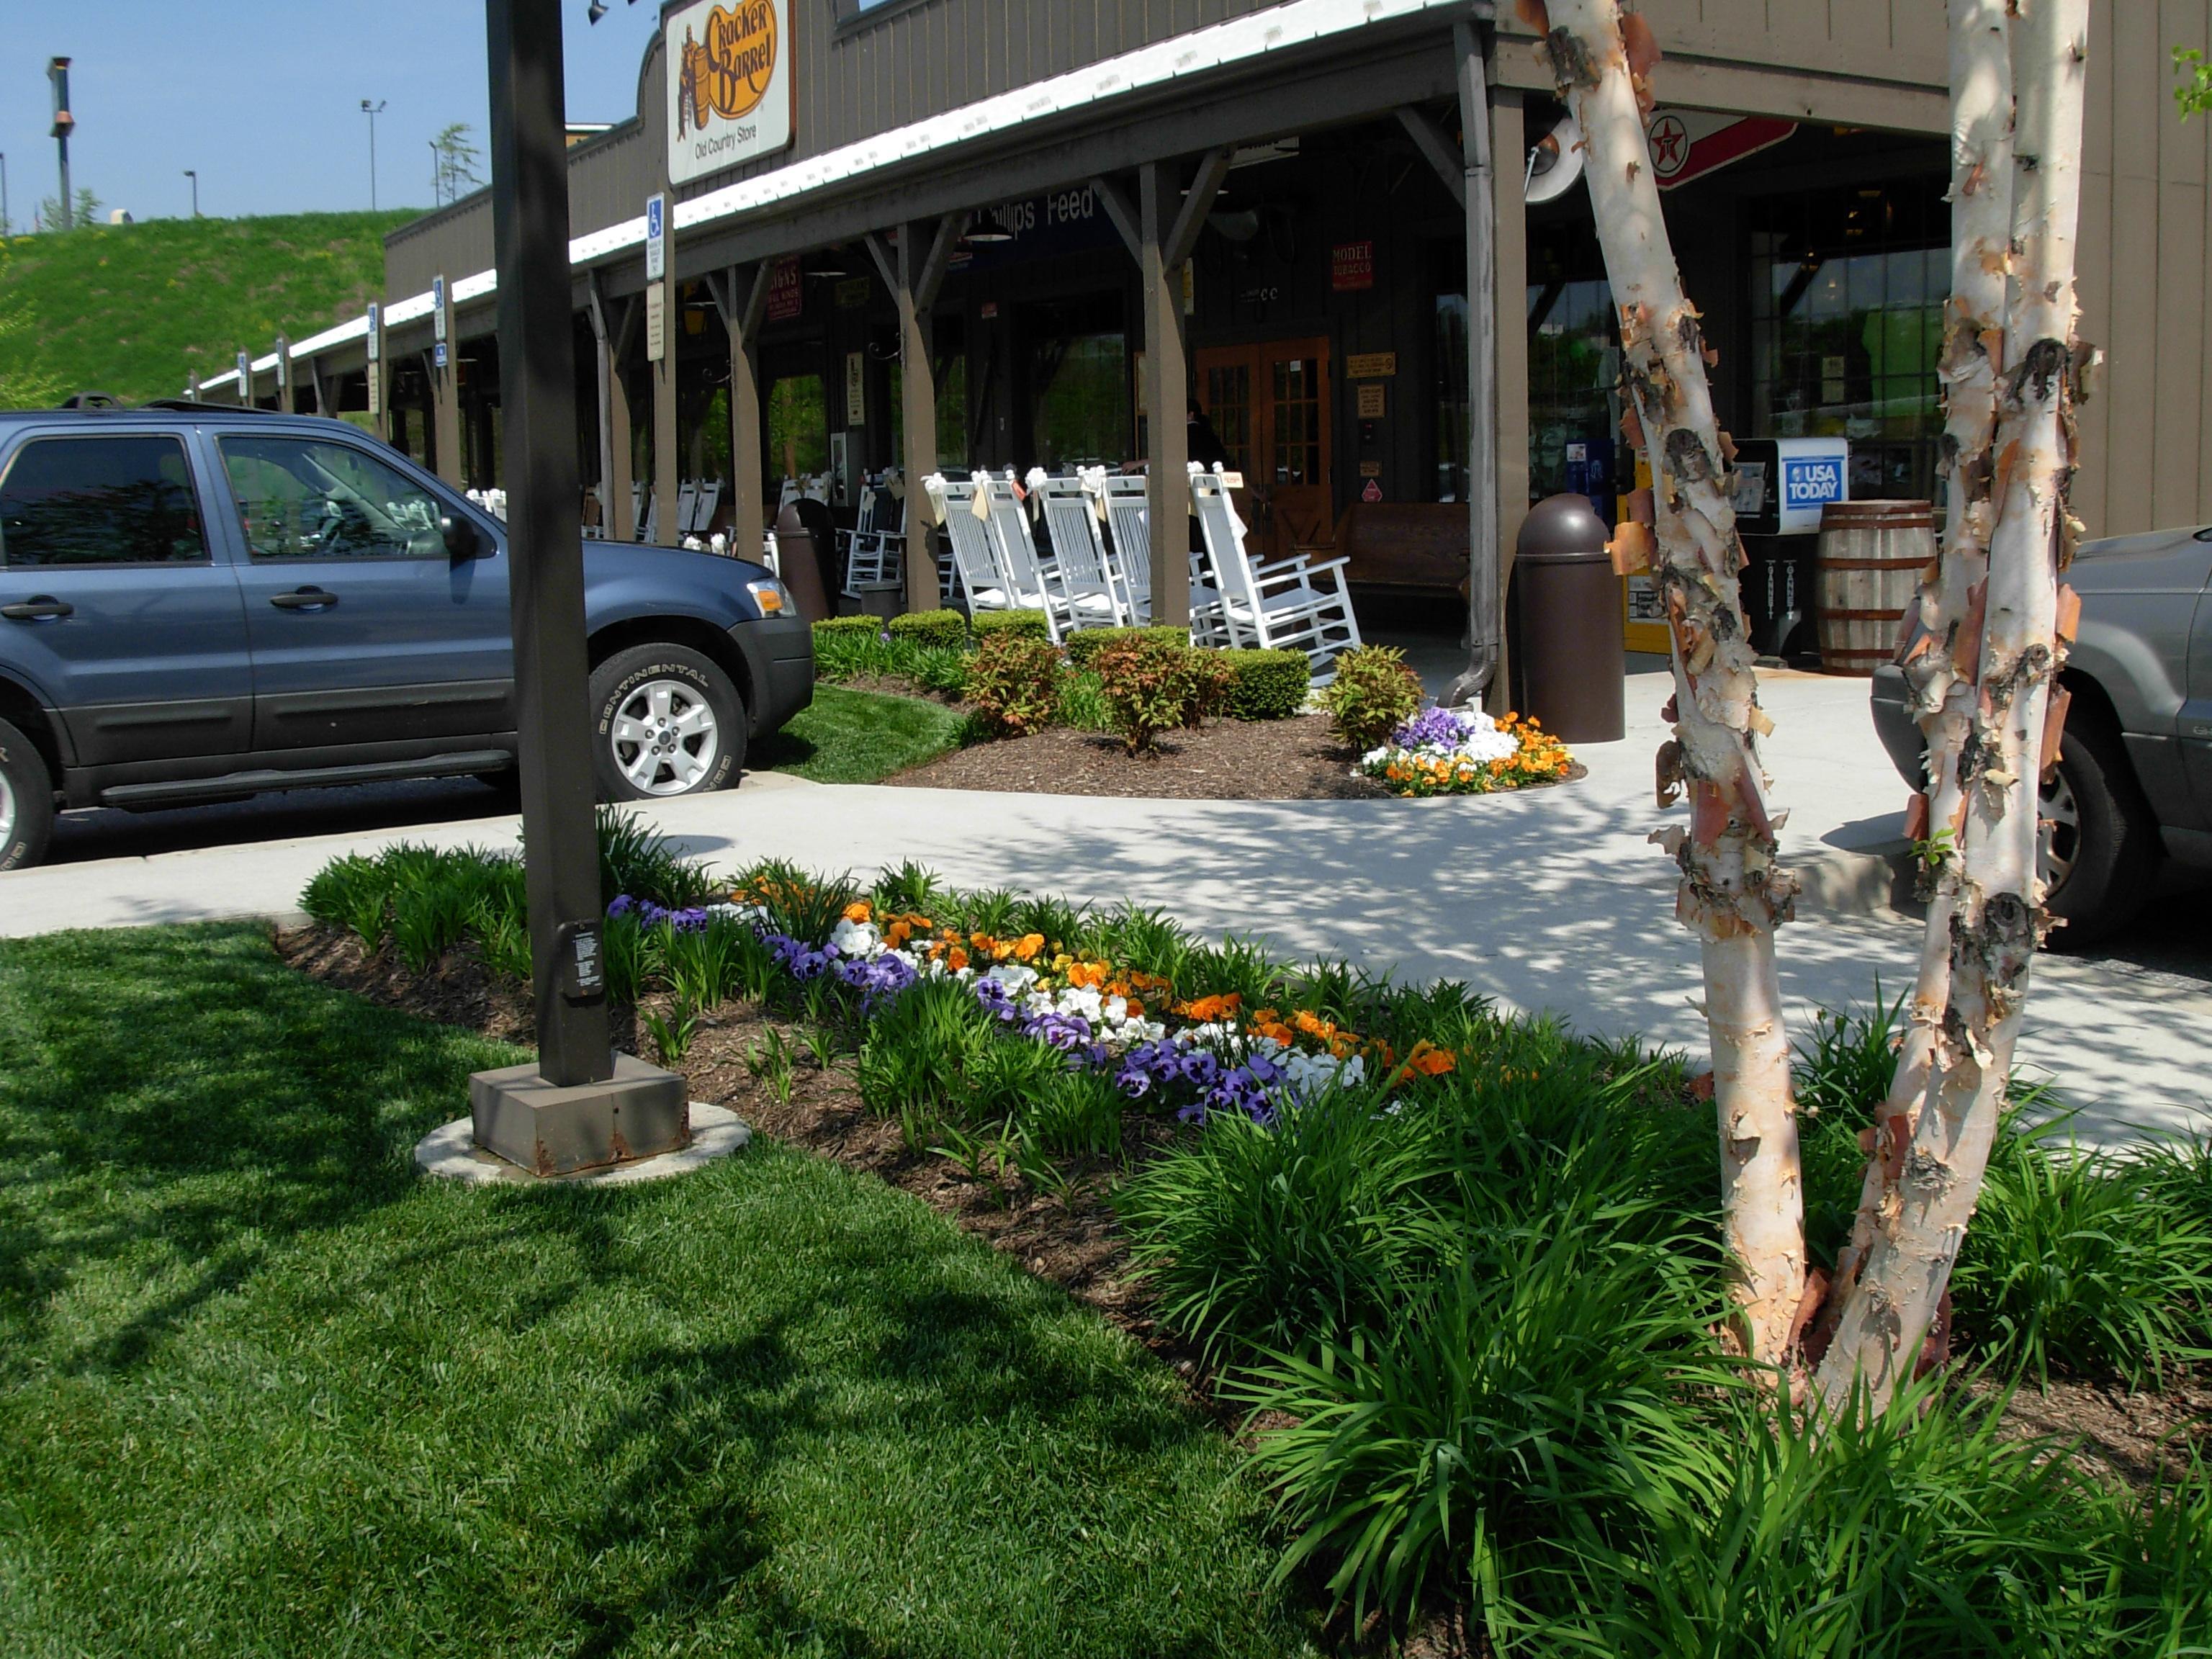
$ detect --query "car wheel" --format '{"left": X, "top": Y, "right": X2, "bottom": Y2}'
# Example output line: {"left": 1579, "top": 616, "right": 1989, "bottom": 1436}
{"left": 2041, "top": 715, "right": 2157, "bottom": 947}
{"left": 0, "top": 716, "right": 56, "bottom": 872}
{"left": 588, "top": 644, "right": 745, "bottom": 802}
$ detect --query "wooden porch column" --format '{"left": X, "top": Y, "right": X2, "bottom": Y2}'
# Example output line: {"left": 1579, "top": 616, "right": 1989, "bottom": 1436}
{"left": 649, "top": 199, "right": 678, "bottom": 545}
{"left": 1396, "top": 30, "right": 1513, "bottom": 707}
{"left": 871, "top": 215, "right": 963, "bottom": 612}
{"left": 706, "top": 263, "right": 772, "bottom": 558}
{"left": 431, "top": 352, "right": 464, "bottom": 487}
{"left": 1107, "top": 152, "right": 1228, "bottom": 631}
{"left": 1138, "top": 164, "right": 1190, "bottom": 628}
{"left": 1489, "top": 85, "right": 1530, "bottom": 714}
{"left": 588, "top": 274, "right": 640, "bottom": 542}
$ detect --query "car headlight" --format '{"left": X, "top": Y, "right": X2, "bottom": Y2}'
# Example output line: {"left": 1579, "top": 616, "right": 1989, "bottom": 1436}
{"left": 746, "top": 577, "right": 792, "bottom": 616}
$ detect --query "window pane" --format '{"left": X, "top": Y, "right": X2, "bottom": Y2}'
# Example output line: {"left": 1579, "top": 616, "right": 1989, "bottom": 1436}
{"left": 1032, "top": 333, "right": 1129, "bottom": 469}
{"left": 768, "top": 375, "right": 828, "bottom": 483}
{"left": 0, "top": 436, "right": 209, "bottom": 567}
{"left": 219, "top": 435, "right": 446, "bottom": 560}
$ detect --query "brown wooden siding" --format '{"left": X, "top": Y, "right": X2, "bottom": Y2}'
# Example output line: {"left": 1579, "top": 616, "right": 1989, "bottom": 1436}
{"left": 2074, "top": 0, "right": 2212, "bottom": 539}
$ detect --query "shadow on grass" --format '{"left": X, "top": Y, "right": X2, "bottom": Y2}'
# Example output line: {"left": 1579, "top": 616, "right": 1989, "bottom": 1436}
{"left": 0, "top": 923, "right": 516, "bottom": 1374}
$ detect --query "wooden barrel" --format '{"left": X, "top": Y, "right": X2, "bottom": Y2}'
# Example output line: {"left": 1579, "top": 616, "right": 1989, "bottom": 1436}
{"left": 1815, "top": 500, "right": 1935, "bottom": 675}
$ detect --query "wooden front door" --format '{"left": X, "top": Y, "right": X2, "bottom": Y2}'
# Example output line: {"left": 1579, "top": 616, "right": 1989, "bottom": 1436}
{"left": 1195, "top": 337, "right": 1333, "bottom": 562}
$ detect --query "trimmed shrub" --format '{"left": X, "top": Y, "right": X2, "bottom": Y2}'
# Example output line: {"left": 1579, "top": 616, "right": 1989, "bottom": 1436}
{"left": 1065, "top": 624, "right": 1188, "bottom": 670}
{"left": 886, "top": 608, "right": 967, "bottom": 650}
{"left": 1321, "top": 644, "right": 1424, "bottom": 750}
{"left": 1220, "top": 647, "right": 1310, "bottom": 721}
{"left": 814, "top": 615, "right": 880, "bottom": 640}
{"left": 1092, "top": 634, "right": 1228, "bottom": 754}
{"left": 971, "top": 608, "right": 1052, "bottom": 643}
{"left": 962, "top": 630, "right": 1064, "bottom": 738}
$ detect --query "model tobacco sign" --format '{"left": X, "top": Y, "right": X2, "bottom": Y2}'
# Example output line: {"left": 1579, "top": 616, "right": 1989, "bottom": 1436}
{"left": 667, "top": 0, "right": 793, "bottom": 184}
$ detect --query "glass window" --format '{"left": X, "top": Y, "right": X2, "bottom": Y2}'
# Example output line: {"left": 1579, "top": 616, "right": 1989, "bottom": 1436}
{"left": 0, "top": 436, "right": 210, "bottom": 567}
{"left": 1032, "top": 334, "right": 1130, "bottom": 469}
{"left": 1434, "top": 292, "right": 1469, "bottom": 501}
{"left": 767, "top": 374, "right": 828, "bottom": 485}
{"left": 217, "top": 434, "right": 447, "bottom": 560}
{"left": 1749, "top": 177, "right": 1948, "bottom": 500}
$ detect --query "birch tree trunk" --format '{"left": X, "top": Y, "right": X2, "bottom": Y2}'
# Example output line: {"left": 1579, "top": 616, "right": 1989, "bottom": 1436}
{"left": 1825, "top": 0, "right": 2013, "bottom": 1322}
{"left": 1535, "top": 0, "right": 1804, "bottom": 1365}
{"left": 1817, "top": 0, "right": 2090, "bottom": 1413}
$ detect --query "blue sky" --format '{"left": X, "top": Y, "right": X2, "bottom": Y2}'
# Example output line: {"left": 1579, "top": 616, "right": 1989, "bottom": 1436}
{"left": 0, "top": 1, "right": 667, "bottom": 228}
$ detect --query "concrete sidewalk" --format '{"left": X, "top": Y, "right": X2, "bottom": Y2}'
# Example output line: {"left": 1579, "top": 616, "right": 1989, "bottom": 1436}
{"left": 4, "top": 670, "right": 2204, "bottom": 1148}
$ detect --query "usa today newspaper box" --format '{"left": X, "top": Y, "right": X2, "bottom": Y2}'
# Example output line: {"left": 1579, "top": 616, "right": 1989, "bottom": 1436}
{"left": 1731, "top": 436, "right": 1849, "bottom": 662}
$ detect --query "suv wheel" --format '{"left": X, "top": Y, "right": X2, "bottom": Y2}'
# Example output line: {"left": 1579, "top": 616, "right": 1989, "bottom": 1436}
{"left": 2041, "top": 714, "right": 2157, "bottom": 947}
{"left": 0, "top": 716, "right": 56, "bottom": 871}
{"left": 589, "top": 644, "right": 745, "bottom": 801}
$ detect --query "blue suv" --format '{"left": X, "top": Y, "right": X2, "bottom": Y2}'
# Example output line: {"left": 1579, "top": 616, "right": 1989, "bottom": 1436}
{"left": 0, "top": 405, "right": 811, "bottom": 870}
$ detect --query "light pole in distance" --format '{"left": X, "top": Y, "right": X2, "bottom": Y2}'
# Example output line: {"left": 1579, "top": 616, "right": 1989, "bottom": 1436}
{"left": 49, "top": 59, "right": 74, "bottom": 232}
{"left": 183, "top": 168, "right": 198, "bottom": 217}
{"left": 360, "top": 98, "right": 387, "bottom": 210}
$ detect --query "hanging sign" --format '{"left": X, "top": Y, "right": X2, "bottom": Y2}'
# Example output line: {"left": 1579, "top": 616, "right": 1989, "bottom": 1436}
{"left": 644, "top": 195, "right": 667, "bottom": 283}
{"left": 365, "top": 302, "right": 381, "bottom": 362}
{"left": 834, "top": 276, "right": 871, "bottom": 311}
{"left": 765, "top": 256, "right": 802, "bottom": 323}
{"left": 1330, "top": 241, "right": 1375, "bottom": 292}
{"left": 844, "top": 351, "right": 866, "bottom": 427}
{"left": 432, "top": 274, "right": 449, "bottom": 343}
{"left": 667, "top": 0, "right": 795, "bottom": 185}
{"left": 1645, "top": 110, "right": 1797, "bottom": 190}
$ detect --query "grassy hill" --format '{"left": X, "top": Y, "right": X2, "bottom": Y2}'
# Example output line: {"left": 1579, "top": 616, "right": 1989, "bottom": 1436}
{"left": 1, "top": 211, "right": 417, "bottom": 408}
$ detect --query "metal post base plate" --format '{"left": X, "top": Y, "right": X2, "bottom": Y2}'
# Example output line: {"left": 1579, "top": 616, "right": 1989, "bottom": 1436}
{"left": 469, "top": 1052, "right": 690, "bottom": 1177}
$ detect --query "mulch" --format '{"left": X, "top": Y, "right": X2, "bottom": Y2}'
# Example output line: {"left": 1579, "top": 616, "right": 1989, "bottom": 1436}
{"left": 890, "top": 712, "right": 1393, "bottom": 800}
{"left": 277, "top": 920, "right": 2209, "bottom": 1511}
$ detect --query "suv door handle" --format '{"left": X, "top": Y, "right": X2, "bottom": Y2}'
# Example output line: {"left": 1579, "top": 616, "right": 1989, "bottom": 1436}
{"left": 268, "top": 587, "right": 338, "bottom": 611}
{"left": 1, "top": 596, "right": 73, "bottom": 621}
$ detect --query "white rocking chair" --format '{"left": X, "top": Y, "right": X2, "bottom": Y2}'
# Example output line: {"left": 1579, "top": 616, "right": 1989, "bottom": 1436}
{"left": 925, "top": 474, "right": 1025, "bottom": 619}
{"left": 1100, "top": 474, "right": 1228, "bottom": 643}
{"left": 1190, "top": 463, "right": 1360, "bottom": 677}
{"left": 840, "top": 477, "right": 905, "bottom": 598}
{"left": 1029, "top": 469, "right": 1128, "bottom": 631}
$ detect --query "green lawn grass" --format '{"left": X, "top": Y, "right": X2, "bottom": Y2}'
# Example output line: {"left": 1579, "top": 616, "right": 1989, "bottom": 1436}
{"left": 0, "top": 924, "right": 1311, "bottom": 1657}
{"left": 760, "top": 684, "right": 967, "bottom": 783}
{"left": 4, "top": 212, "right": 413, "bottom": 407}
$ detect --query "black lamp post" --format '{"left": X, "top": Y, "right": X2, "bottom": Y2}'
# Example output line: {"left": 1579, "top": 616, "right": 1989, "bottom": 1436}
{"left": 469, "top": 0, "right": 686, "bottom": 1174}
{"left": 183, "top": 169, "right": 198, "bottom": 217}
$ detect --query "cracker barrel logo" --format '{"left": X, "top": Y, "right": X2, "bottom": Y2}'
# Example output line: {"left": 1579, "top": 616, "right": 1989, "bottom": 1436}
{"left": 678, "top": 2, "right": 777, "bottom": 137}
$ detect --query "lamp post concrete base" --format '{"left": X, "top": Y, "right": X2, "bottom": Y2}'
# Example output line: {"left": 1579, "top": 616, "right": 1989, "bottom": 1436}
{"left": 421, "top": 1099, "right": 748, "bottom": 1187}
{"left": 467, "top": 1051, "right": 691, "bottom": 1177}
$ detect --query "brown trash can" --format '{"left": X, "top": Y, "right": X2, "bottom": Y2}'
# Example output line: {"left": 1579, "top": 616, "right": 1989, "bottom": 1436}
{"left": 1508, "top": 493, "right": 1625, "bottom": 743}
{"left": 1815, "top": 500, "right": 1934, "bottom": 675}
{"left": 773, "top": 501, "right": 835, "bottom": 624}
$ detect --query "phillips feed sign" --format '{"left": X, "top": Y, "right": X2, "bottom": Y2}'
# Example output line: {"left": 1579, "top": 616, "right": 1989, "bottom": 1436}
{"left": 666, "top": 0, "right": 793, "bottom": 185}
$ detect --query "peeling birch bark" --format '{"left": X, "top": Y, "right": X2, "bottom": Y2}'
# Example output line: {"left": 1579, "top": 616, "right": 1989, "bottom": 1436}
{"left": 1825, "top": 0, "right": 2013, "bottom": 1323}
{"left": 1539, "top": 0, "right": 1804, "bottom": 1365}
{"left": 1817, "top": 0, "right": 2090, "bottom": 1413}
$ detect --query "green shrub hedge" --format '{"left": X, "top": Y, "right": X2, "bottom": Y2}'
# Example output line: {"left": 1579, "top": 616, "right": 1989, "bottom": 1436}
{"left": 971, "top": 609, "right": 1052, "bottom": 642}
{"left": 813, "top": 615, "right": 880, "bottom": 639}
{"left": 1064, "top": 625, "right": 1190, "bottom": 669}
{"left": 886, "top": 608, "right": 968, "bottom": 650}
{"left": 1220, "top": 648, "right": 1310, "bottom": 720}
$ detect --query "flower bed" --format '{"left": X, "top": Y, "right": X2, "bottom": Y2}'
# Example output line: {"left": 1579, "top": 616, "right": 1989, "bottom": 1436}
{"left": 1358, "top": 706, "right": 1575, "bottom": 796}
{"left": 612, "top": 886, "right": 1449, "bottom": 1128}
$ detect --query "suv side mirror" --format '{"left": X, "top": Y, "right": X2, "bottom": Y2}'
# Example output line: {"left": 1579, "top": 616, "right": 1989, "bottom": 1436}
{"left": 440, "top": 513, "right": 483, "bottom": 559}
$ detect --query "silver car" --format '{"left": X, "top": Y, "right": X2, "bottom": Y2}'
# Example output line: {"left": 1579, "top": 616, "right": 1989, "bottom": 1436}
{"left": 1869, "top": 524, "right": 2212, "bottom": 944}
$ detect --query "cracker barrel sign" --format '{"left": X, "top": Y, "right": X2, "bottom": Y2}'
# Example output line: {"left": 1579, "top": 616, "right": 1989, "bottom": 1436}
{"left": 665, "top": 0, "right": 793, "bottom": 185}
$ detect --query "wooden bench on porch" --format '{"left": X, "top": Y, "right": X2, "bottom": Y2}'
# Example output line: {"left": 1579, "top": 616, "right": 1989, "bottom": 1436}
{"left": 1313, "top": 501, "right": 1470, "bottom": 597}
